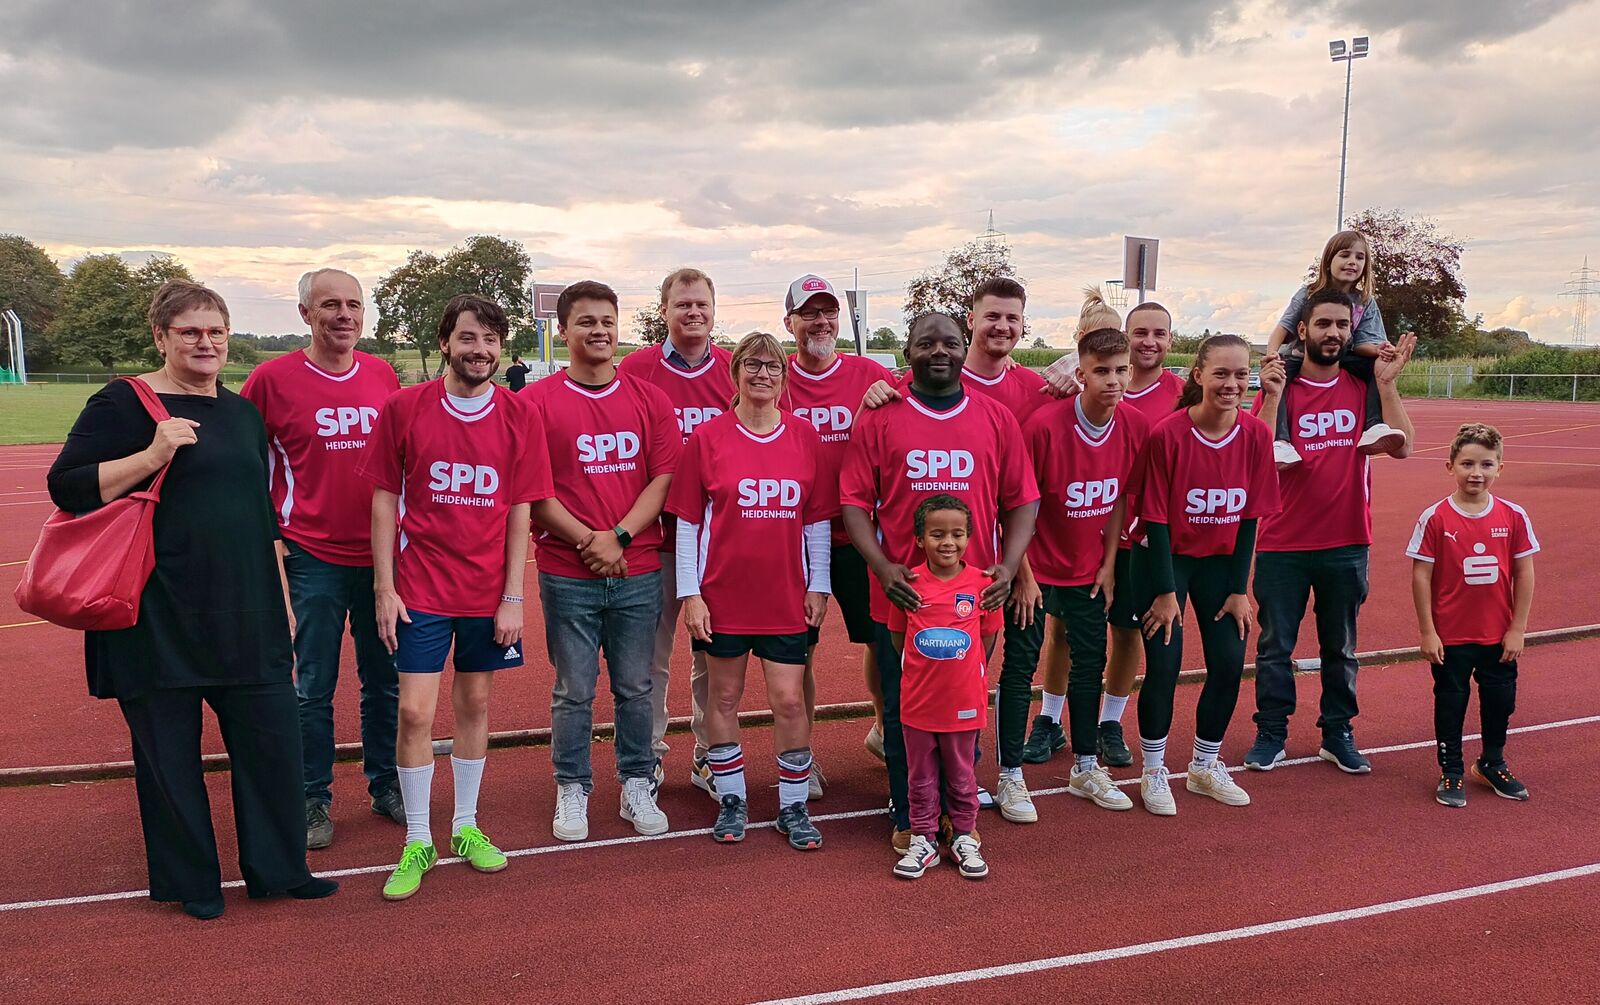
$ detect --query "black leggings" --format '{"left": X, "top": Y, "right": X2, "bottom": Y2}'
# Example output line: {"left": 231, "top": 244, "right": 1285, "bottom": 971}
{"left": 1433, "top": 644, "right": 1518, "bottom": 775}
{"left": 1274, "top": 349, "right": 1382, "bottom": 441}
{"left": 1133, "top": 549, "right": 1249, "bottom": 745}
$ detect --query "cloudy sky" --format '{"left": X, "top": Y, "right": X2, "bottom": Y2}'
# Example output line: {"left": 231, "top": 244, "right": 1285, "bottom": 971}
{"left": 3, "top": 0, "right": 1596, "bottom": 345}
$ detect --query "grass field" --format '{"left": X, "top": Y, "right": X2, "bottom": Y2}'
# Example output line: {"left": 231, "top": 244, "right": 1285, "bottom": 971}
{"left": 0, "top": 384, "right": 102, "bottom": 444}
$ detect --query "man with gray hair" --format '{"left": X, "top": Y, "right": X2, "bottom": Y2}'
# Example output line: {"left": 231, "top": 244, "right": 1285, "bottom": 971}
{"left": 241, "top": 268, "right": 404, "bottom": 849}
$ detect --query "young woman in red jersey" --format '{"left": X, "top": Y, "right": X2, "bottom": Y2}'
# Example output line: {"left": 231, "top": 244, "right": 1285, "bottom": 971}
{"left": 1132, "top": 334, "right": 1282, "bottom": 816}
{"left": 667, "top": 332, "right": 834, "bottom": 849}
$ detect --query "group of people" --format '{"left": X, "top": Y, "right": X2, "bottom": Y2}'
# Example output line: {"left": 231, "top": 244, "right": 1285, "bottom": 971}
{"left": 43, "top": 229, "right": 1539, "bottom": 917}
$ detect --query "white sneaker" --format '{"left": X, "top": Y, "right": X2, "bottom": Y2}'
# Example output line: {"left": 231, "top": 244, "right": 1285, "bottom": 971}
{"left": 620, "top": 777, "right": 669, "bottom": 835}
{"left": 689, "top": 755, "right": 719, "bottom": 801}
{"left": 996, "top": 773, "right": 1038, "bottom": 824}
{"left": 552, "top": 782, "right": 589, "bottom": 841}
{"left": 808, "top": 759, "right": 826, "bottom": 801}
{"left": 863, "top": 724, "right": 886, "bottom": 763}
{"left": 1070, "top": 764, "right": 1134, "bottom": 811}
{"left": 1187, "top": 759, "right": 1251, "bottom": 806}
{"left": 1140, "top": 766, "right": 1177, "bottom": 816}
{"left": 1358, "top": 422, "right": 1407, "bottom": 456}
{"left": 893, "top": 834, "right": 939, "bottom": 880}
{"left": 949, "top": 833, "right": 989, "bottom": 880}
{"left": 1274, "top": 440, "right": 1302, "bottom": 470}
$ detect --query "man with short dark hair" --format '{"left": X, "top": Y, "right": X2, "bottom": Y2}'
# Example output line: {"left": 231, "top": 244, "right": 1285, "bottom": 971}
{"left": 506, "top": 354, "right": 530, "bottom": 392}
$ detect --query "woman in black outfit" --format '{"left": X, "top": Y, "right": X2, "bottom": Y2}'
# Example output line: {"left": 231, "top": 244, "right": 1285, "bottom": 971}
{"left": 47, "top": 281, "right": 336, "bottom": 920}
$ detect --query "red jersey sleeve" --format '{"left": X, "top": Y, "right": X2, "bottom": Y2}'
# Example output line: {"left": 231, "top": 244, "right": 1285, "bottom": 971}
{"left": 980, "top": 595, "right": 1003, "bottom": 636}
{"left": 513, "top": 402, "right": 555, "bottom": 504}
{"left": 1138, "top": 428, "right": 1173, "bottom": 526}
{"left": 1241, "top": 418, "right": 1281, "bottom": 519}
{"left": 1510, "top": 505, "right": 1539, "bottom": 558}
{"left": 839, "top": 412, "right": 881, "bottom": 512}
{"left": 887, "top": 603, "right": 908, "bottom": 633}
{"left": 642, "top": 385, "right": 682, "bottom": 478}
{"left": 357, "top": 395, "right": 407, "bottom": 495}
{"left": 664, "top": 431, "right": 709, "bottom": 523}
{"left": 995, "top": 410, "right": 1041, "bottom": 509}
{"left": 1406, "top": 506, "right": 1439, "bottom": 562}
{"left": 796, "top": 425, "right": 838, "bottom": 523}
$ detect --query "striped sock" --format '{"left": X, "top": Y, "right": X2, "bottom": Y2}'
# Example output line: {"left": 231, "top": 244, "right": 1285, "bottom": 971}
{"left": 1100, "top": 693, "right": 1129, "bottom": 724}
{"left": 707, "top": 743, "right": 747, "bottom": 801}
{"left": 1192, "top": 737, "right": 1223, "bottom": 769}
{"left": 1075, "top": 754, "right": 1098, "bottom": 774}
{"left": 1041, "top": 692, "right": 1065, "bottom": 723}
{"left": 398, "top": 763, "right": 434, "bottom": 846}
{"left": 777, "top": 748, "right": 812, "bottom": 807}
{"left": 1140, "top": 735, "right": 1167, "bottom": 771}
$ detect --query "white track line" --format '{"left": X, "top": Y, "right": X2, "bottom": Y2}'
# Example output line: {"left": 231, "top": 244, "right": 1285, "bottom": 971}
{"left": 1, "top": 714, "right": 1595, "bottom": 915}
{"left": 751, "top": 863, "right": 1600, "bottom": 1004}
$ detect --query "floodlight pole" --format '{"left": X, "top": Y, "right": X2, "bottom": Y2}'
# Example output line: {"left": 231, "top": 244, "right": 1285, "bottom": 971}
{"left": 1330, "top": 37, "right": 1369, "bottom": 232}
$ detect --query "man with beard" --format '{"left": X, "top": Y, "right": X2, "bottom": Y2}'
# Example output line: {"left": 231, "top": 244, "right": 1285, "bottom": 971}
{"left": 1245, "top": 289, "right": 1416, "bottom": 774}
{"left": 362, "top": 294, "right": 553, "bottom": 901}
{"left": 241, "top": 268, "right": 403, "bottom": 850}
{"left": 841, "top": 313, "right": 1039, "bottom": 855}
{"left": 779, "top": 275, "right": 894, "bottom": 781}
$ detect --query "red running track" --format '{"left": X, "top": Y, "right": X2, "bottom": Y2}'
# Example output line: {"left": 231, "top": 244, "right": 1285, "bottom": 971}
{"left": 1, "top": 642, "right": 1597, "bottom": 1003}
{"left": 2, "top": 399, "right": 1598, "bottom": 769}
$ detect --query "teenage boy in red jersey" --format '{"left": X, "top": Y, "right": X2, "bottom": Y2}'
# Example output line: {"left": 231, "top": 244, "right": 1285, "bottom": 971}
{"left": 1408, "top": 423, "right": 1538, "bottom": 807}
{"left": 617, "top": 268, "right": 734, "bottom": 796}
{"left": 1010, "top": 328, "right": 1149, "bottom": 815}
{"left": 361, "top": 294, "right": 553, "bottom": 901}
{"left": 841, "top": 312, "right": 1039, "bottom": 855}
{"left": 1246, "top": 290, "right": 1416, "bottom": 773}
{"left": 780, "top": 274, "right": 895, "bottom": 779}
{"left": 528, "top": 281, "right": 679, "bottom": 842}
{"left": 242, "top": 268, "right": 403, "bottom": 849}
{"left": 1028, "top": 302, "right": 1184, "bottom": 770}
{"left": 890, "top": 495, "right": 1002, "bottom": 881}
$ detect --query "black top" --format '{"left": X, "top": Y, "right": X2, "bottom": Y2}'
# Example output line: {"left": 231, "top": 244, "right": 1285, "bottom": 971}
{"left": 506, "top": 363, "right": 530, "bottom": 391}
{"left": 47, "top": 380, "right": 293, "bottom": 700}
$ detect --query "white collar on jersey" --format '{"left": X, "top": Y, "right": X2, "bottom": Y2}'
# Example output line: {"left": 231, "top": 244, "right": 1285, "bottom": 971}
{"left": 1187, "top": 420, "right": 1241, "bottom": 450}
{"left": 441, "top": 383, "right": 497, "bottom": 422}
{"left": 789, "top": 354, "right": 843, "bottom": 381}
{"left": 904, "top": 395, "right": 970, "bottom": 421}
{"left": 301, "top": 355, "right": 362, "bottom": 382}
{"left": 961, "top": 365, "right": 1007, "bottom": 386}
{"left": 734, "top": 419, "right": 786, "bottom": 443}
{"left": 561, "top": 374, "right": 623, "bottom": 400}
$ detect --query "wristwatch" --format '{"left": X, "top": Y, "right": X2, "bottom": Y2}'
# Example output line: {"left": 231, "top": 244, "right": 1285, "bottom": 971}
{"left": 612, "top": 525, "right": 633, "bottom": 548}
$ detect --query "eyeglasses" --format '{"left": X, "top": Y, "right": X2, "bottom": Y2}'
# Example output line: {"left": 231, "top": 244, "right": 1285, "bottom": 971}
{"left": 740, "top": 359, "right": 785, "bottom": 377}
{"left": 792, "top": 307, "right": 840, "bottom": 321}
{"left": 165, "top": 327, "right": 229, "bottom": 345}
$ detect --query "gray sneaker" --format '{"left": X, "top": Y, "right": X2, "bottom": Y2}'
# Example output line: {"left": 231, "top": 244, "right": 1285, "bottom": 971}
{"left": 305, "top": 799, "right": 334, "bottom": 850}
{"left": 370, "top": 784, "right": 406, "bottom": 824}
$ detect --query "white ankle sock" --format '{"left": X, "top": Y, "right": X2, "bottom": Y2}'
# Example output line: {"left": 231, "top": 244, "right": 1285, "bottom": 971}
{"left": 1041, "top": 692, "right": 1065, "bottom": 723}
{"left": 1192, "top": 737, "right": 1222, "bottom": 769}
{"left": 398, "top": 763, "right": 434, "bottom": 846}
{"left": 450, "top": 755, "right": 485, "bottom": 835}
{"left": 1100, "top": 693, "right": 1129, "bottom": 724}
{"left": 1140, "top": 735, "right": 1167, "bottom": 772}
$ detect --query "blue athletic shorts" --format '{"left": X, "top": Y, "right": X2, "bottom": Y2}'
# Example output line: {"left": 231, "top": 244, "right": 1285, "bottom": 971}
{"left": 395, "top": 609, "right": 525, "bottom": 673}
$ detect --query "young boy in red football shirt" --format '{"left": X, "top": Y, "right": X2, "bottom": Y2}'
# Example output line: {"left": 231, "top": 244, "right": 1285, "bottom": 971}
{"left": 1407, "top": 423, "right": 1538, "bottom": 807}
{"left": 888, "top": 495, "right": 1002, "bottom": 881}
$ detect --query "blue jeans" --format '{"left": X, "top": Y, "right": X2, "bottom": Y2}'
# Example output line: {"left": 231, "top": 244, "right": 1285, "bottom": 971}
{"left": 541, "top": 570, "right": 661, "bottom": 791}
{"left": 281, "top": 539, "right": 398, "bottom": 804}
{"left": 1251, "top": 546, "right": 1370, "bottom": 739}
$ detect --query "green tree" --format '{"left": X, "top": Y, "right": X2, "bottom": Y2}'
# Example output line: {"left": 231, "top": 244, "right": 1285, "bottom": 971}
{"left": 904, "top": 239, "right": 1025, "bottom": 337}
{"left": 631, "top": 303, "right": 668, "bottom": 345}
{"left": 1343, "top": 208, "right": 1467, "bottom": 353}
{"left": 867, "top": 325, "right": 901, "bottom": 350}
{"left": 48, "top": 255, "right": 144, "bottom": 374}
{"left": 0, "top": 234, "right": 66, "bottom": 370}
{"left": 1030, "top": 336, "right": 1049, "bottom": 350}
{"left": 372, "top": 235, "right": 534, "bottom": 378}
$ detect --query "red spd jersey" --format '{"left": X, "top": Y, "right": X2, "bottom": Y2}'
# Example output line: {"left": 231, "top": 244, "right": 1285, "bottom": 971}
{"left": 1025, "top": 397, "right": 1150, "bottom": 587}
{"left": 1135, "top": 409, "right": 1280, "bottom": 557}
{"left": 525, "top": 373, "right": 681, "bottom": 579}
{"left": 1406, "top": 495, "right": 1539, "bottom": 646}
{"left": 888, "top": 563, "right": 1002, "bottom": 732}
{"left": 616, "top": 343, "right": 736, "bottom": 443}
{"left": 358, "top": 382, "right": 553, "bottom": 617}
{"left": 666, "top": 413, "right": 835, "bottom": 635}
{"left": 1254, "top": 372, "right": 1372, "bottom": 552}
{"left": 1120, "top": 370, "right": 1185, "bottom": 423}
{"left": 782, "top": 352, "right": 894, "bottom": 545}
{"left": 840, "top": 392, "right": 1040, "bottom": 623}
{"left": 962, "top": 364, "right": 1049, "bottom": 425}
{"left": 240, "top": 350, "right": 399, "bottom": 565}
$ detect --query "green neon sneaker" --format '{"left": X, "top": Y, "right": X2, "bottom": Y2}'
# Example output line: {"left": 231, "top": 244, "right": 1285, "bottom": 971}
{"left": 382, "top": 841, "right": 437, "bottom": 901}
{"left": 451, "top": 826, "right": 508, "bottom": 873}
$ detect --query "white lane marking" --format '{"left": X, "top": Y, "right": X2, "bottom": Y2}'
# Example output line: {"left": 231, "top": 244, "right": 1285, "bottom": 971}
{"left": 1, "top": 714, "right": 1595, "bottom": 915}
{"left": 751, "top": 863, "right": 1600, "bottom": 1004}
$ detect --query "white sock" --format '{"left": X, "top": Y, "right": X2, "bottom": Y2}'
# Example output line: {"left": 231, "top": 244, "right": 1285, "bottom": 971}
{"left": 1041, "top": 692, "right": 1066, "bottom": 723}
{"left": 1100, "top": 693, "right": 1129, "bottom": 724}
{"left": 1192, "top": 737, "right": 1223, "bottom": 770}
{"left": 776, "top": 748, "right": 812, "bottom": 808}
{"left": 1075, "top": 754, "right": 1098, "bottom": 774}
{"left": 398, "top": 763, "right": 434, "bottom": 846}
{"left": 450, "top": 755, "right": 485, "bottom": 835}
{"left": 999, "top": 765, "right": 1023, "bottom": 781}
{"left": 1140, "top": 735, "right": 1167, "bottom": 772}
{"left": 707, "top": 743, "right": 747, "bottom": 801}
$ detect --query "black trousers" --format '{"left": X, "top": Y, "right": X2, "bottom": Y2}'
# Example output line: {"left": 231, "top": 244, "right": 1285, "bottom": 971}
{"left": 118, "top": 681, "right": 312, "bottom": 903}
{"left": 1134, "top": 550, "right": 1249, "bottom": 746}
{"left": 994, "top": 602, "right": 1049, "bottom": 769}
{"left": 1432, "top": 644, "right": 1518, "bottom": 776}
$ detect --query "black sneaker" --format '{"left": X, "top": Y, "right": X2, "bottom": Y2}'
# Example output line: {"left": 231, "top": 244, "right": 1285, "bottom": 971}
{"left": 370, "top": 784, "right": 406, "bottom": 825}
{"left": 1318, "top": 730, "right": 1372, "bottom": 774}
{"left": 1244, "top": 733, "right": 1287, "bottom": 771}
{"left": 1436, "top": 774, "right": 1467, "bottom": 808}
{"left": 1472, "top": 760, "right": 1529, "bottom": 801}
{"left": 775, "top": 801, "right": 823, "bottom": 850}
{"left": 711, "top": 794, "right": 747, "bottom": 843}
{"left": 1022, "top": 715, "right": 1066, "bottom": 763}
{"left": 1097, "top": 721, "right": 1134, "bottom": 768}
{"left": 305, "top": 799, "right": 334, "bottom": 850}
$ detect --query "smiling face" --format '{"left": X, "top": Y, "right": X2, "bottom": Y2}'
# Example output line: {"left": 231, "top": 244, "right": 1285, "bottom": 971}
{"left": 664, "top": 278, "right": 715, "bottom": 346}
{"left": 1125, "top": 306, "right": 1173, "bottom": 374}
{"left": 1299, "top": 301, "right": 1353, "bottom": 366}
{"left": 440, "top": 310, "right": 502, "bottom": 388}
{"left": 906, "top": 314, "right": 967, "bottom": 392}
{"left": 1330, "top": 242, "right": 1369, "bottom": 289}
{"left": 1448, "top": 443, "right": 1502, "bottom": 499}
{"left": 1194, "top": 343, "right": 1251, "bottom": 413}
{"left": 784, "top": 292, "right": 840, "bottom": 359}
{"left": 156, "top": 307, "right": 229, "bottom": 383}
{"left": 299, "top": 271, "right": 364, "bottom": 354}
{"left": 560, "top": 297, "right": 618, "bottom": 367}
{"left": 967, "top": 294, "right": 1024, "bottom": 362}
{"left": 916, "top": 507, "right": 971, "bottom": 572}
{"left": 734, "top": 348, "right": 785, "bottom": 407}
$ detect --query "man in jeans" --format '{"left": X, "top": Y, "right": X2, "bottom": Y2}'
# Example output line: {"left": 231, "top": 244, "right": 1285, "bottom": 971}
{"left": 1245, "top": 289, "right": 1417, "bottom": 772}
{"left": 241, "top": 268, "right": 403, "bottom": 848}
{"left": 529, "top": 281, "right": 679, "bottom": 839}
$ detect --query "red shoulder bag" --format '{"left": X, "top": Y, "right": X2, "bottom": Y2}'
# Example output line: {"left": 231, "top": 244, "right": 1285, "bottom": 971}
{"left": 14, "top": 378, "right": 173, "bottom": 631}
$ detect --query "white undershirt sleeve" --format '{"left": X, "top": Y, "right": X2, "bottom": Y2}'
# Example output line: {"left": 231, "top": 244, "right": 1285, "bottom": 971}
{"left": 804, "top": 520, "right": 832, "bottom": 594}
{"left": 675, "top": 518, "right": 703, "bottom": 599}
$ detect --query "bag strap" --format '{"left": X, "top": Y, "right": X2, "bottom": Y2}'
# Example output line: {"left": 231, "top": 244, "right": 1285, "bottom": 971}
{"left": 121, "top": 377, "right": 175, "bottom": 498}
